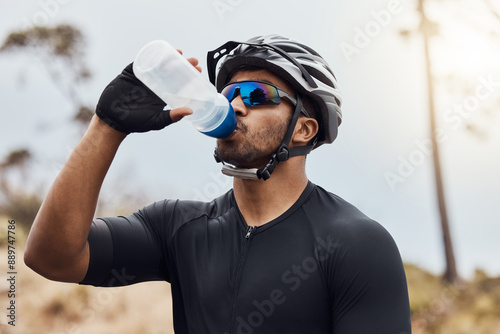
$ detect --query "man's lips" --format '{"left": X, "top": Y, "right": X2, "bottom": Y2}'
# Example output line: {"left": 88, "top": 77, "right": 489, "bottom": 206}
{"left": 237, "top": 121, "right": 248, "bottom": 133}
{"left": 222, "top": 121, "right": 246, "bottom": 140}
{"left": 230, "top": 123, "right": 245, "bottom": 135}
{"left": 222, "top": 126, "right": 239, "bottom": 140}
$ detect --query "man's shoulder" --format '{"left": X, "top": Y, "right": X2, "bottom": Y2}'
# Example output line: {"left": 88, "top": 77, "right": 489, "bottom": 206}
{"left": 305, "top": 183, "right": 390, "bottom": 242}
{"left": 140, "top": 188, "right": 235, "bottom": 223}
{"left": 306, "top": 184, "right": 373, "bottom": 222}
{"left": 305, "top": 184, "right": 401, "bottom": 269}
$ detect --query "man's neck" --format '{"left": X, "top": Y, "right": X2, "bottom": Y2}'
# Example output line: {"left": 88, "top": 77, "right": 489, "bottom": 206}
{"left": 232, "top": 157, "right": 309, "bottom": 227}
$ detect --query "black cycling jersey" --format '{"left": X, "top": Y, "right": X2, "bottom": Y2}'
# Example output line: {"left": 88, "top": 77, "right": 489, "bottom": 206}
{"left": 80, "top": 181, "right": 411, "bottom": 334}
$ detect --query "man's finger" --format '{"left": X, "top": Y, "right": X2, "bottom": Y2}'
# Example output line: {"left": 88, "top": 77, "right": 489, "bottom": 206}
{"left": 170, "top": 107, "right": 193, "bottom": 122}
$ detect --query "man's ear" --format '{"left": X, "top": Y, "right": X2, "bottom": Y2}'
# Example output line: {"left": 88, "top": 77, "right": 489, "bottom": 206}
{"left": 291, "top": 117, "right": 319, "bottom": 146}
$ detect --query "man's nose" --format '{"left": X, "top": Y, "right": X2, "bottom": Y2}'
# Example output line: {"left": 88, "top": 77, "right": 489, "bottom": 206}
{"left": 230, "top": 94, "right": 248, "bottom": 117}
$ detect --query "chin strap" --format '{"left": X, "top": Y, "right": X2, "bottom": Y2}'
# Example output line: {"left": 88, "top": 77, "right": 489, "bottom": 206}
{"left": 214, "top": 96, "right": 313, "bottom": 181}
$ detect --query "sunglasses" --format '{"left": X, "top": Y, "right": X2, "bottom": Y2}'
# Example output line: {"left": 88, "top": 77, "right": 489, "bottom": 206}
{"left": 220, "top": 80, "right": 310, "bottom": 117}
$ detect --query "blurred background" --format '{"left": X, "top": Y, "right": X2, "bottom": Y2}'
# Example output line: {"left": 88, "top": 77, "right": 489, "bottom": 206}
{"left": 0, "top": 0, "right": 499, "bottom": 333}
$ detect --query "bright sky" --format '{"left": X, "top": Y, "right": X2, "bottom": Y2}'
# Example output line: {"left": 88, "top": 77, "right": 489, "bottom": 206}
{"left": 1, "top": 0, "right": 499, "bottom": 279}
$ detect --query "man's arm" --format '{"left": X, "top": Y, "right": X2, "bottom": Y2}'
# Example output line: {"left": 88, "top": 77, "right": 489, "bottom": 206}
{"left": 330, "top": 218, "right": 412, "bottom": 333}
{"left": 24, "top": 58, "right": 198, "bottom": 283}
{"left": 24, "top": 116, "right": 126, "bottom": 282}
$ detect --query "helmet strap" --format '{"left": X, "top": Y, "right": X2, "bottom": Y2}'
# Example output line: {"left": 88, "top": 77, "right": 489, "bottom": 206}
{"left": 214, "top": 95, "right": 313, "bottom": 181}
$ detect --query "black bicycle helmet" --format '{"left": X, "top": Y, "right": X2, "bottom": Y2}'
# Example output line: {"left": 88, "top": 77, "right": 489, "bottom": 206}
{"left": 207, "top": 34, "right": 343, "bottom": 149}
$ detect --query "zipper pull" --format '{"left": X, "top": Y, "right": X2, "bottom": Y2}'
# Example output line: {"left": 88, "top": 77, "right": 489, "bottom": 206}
{"left": 245, "top": 226, "right": 255, "bottom": 239}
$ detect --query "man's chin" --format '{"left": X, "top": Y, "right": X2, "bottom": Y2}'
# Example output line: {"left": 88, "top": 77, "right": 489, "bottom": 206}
{"left": 216, "top": 147, "right": 269, "bottom": 169}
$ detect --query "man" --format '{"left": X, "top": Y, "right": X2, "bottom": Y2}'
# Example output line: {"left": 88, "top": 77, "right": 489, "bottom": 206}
{"left": 25, "top": 35, "right": 412, "bottom": 333}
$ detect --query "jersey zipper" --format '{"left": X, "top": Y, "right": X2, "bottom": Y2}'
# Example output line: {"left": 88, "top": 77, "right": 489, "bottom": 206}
{"left": 230, "top": 226, "right": 256, "bottom": 333}
{"left": 245, "top": 226, "right": 256, "bottom": 239}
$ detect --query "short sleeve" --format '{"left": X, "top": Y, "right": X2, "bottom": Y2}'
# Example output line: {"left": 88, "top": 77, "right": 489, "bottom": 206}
{"left": 329, "top": 219, "right": 412, "bottom": 333}
{"left": 79, "top": 206, "right": 169, "bottom": 287}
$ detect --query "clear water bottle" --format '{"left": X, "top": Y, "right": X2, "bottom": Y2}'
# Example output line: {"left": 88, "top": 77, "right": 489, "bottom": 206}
{"left": 133, "top": 40, "right": 236, "bottom": 138}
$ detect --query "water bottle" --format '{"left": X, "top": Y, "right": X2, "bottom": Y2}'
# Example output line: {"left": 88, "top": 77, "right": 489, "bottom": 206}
{"left": 133, "top": 40, "right": 236, "bottom": 138}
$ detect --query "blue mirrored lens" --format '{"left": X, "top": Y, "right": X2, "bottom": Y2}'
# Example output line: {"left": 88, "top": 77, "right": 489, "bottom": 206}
{"left": 221, "top": 81, "right": 281, "bottom": 106}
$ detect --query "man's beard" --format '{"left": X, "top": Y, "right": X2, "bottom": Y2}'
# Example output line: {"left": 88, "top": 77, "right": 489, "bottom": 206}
{"left": 216, "top": 118, "right": 289, "bottom": 169}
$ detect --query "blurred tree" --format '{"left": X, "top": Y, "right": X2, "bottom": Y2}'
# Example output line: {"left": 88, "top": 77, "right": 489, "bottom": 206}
{"left": 0, "top": 24, "right": 94, "bottom": 125}
{"left": 401, "top": 0, "right": 500, "bottom": 284}
{"left": 0, "top": 149, "right": 31, "bottom": 169}
{"left": 0, "top": 148, "right": 41, "bottom": 231}
{"left": 0, "top": 24, "right": 154, "bottom": 232}
{"left": 483, "top": 0, "right": 500, "bottom": 21}
{"left": 0, "top": 24, "right": 95, "bottom": 231}
{"left": 416, "top": 0, "right": 459, "bottom": 284}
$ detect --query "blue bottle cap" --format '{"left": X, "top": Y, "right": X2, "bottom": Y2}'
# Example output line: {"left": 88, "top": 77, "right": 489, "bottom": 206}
{"left": 201, "top": 104, "right": 237, "bottom": 138}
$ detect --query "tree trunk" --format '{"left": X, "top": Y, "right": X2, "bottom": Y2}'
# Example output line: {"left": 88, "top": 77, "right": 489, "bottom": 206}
{"left": 418, "top": 0, "right": 460, "bottom": 284}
